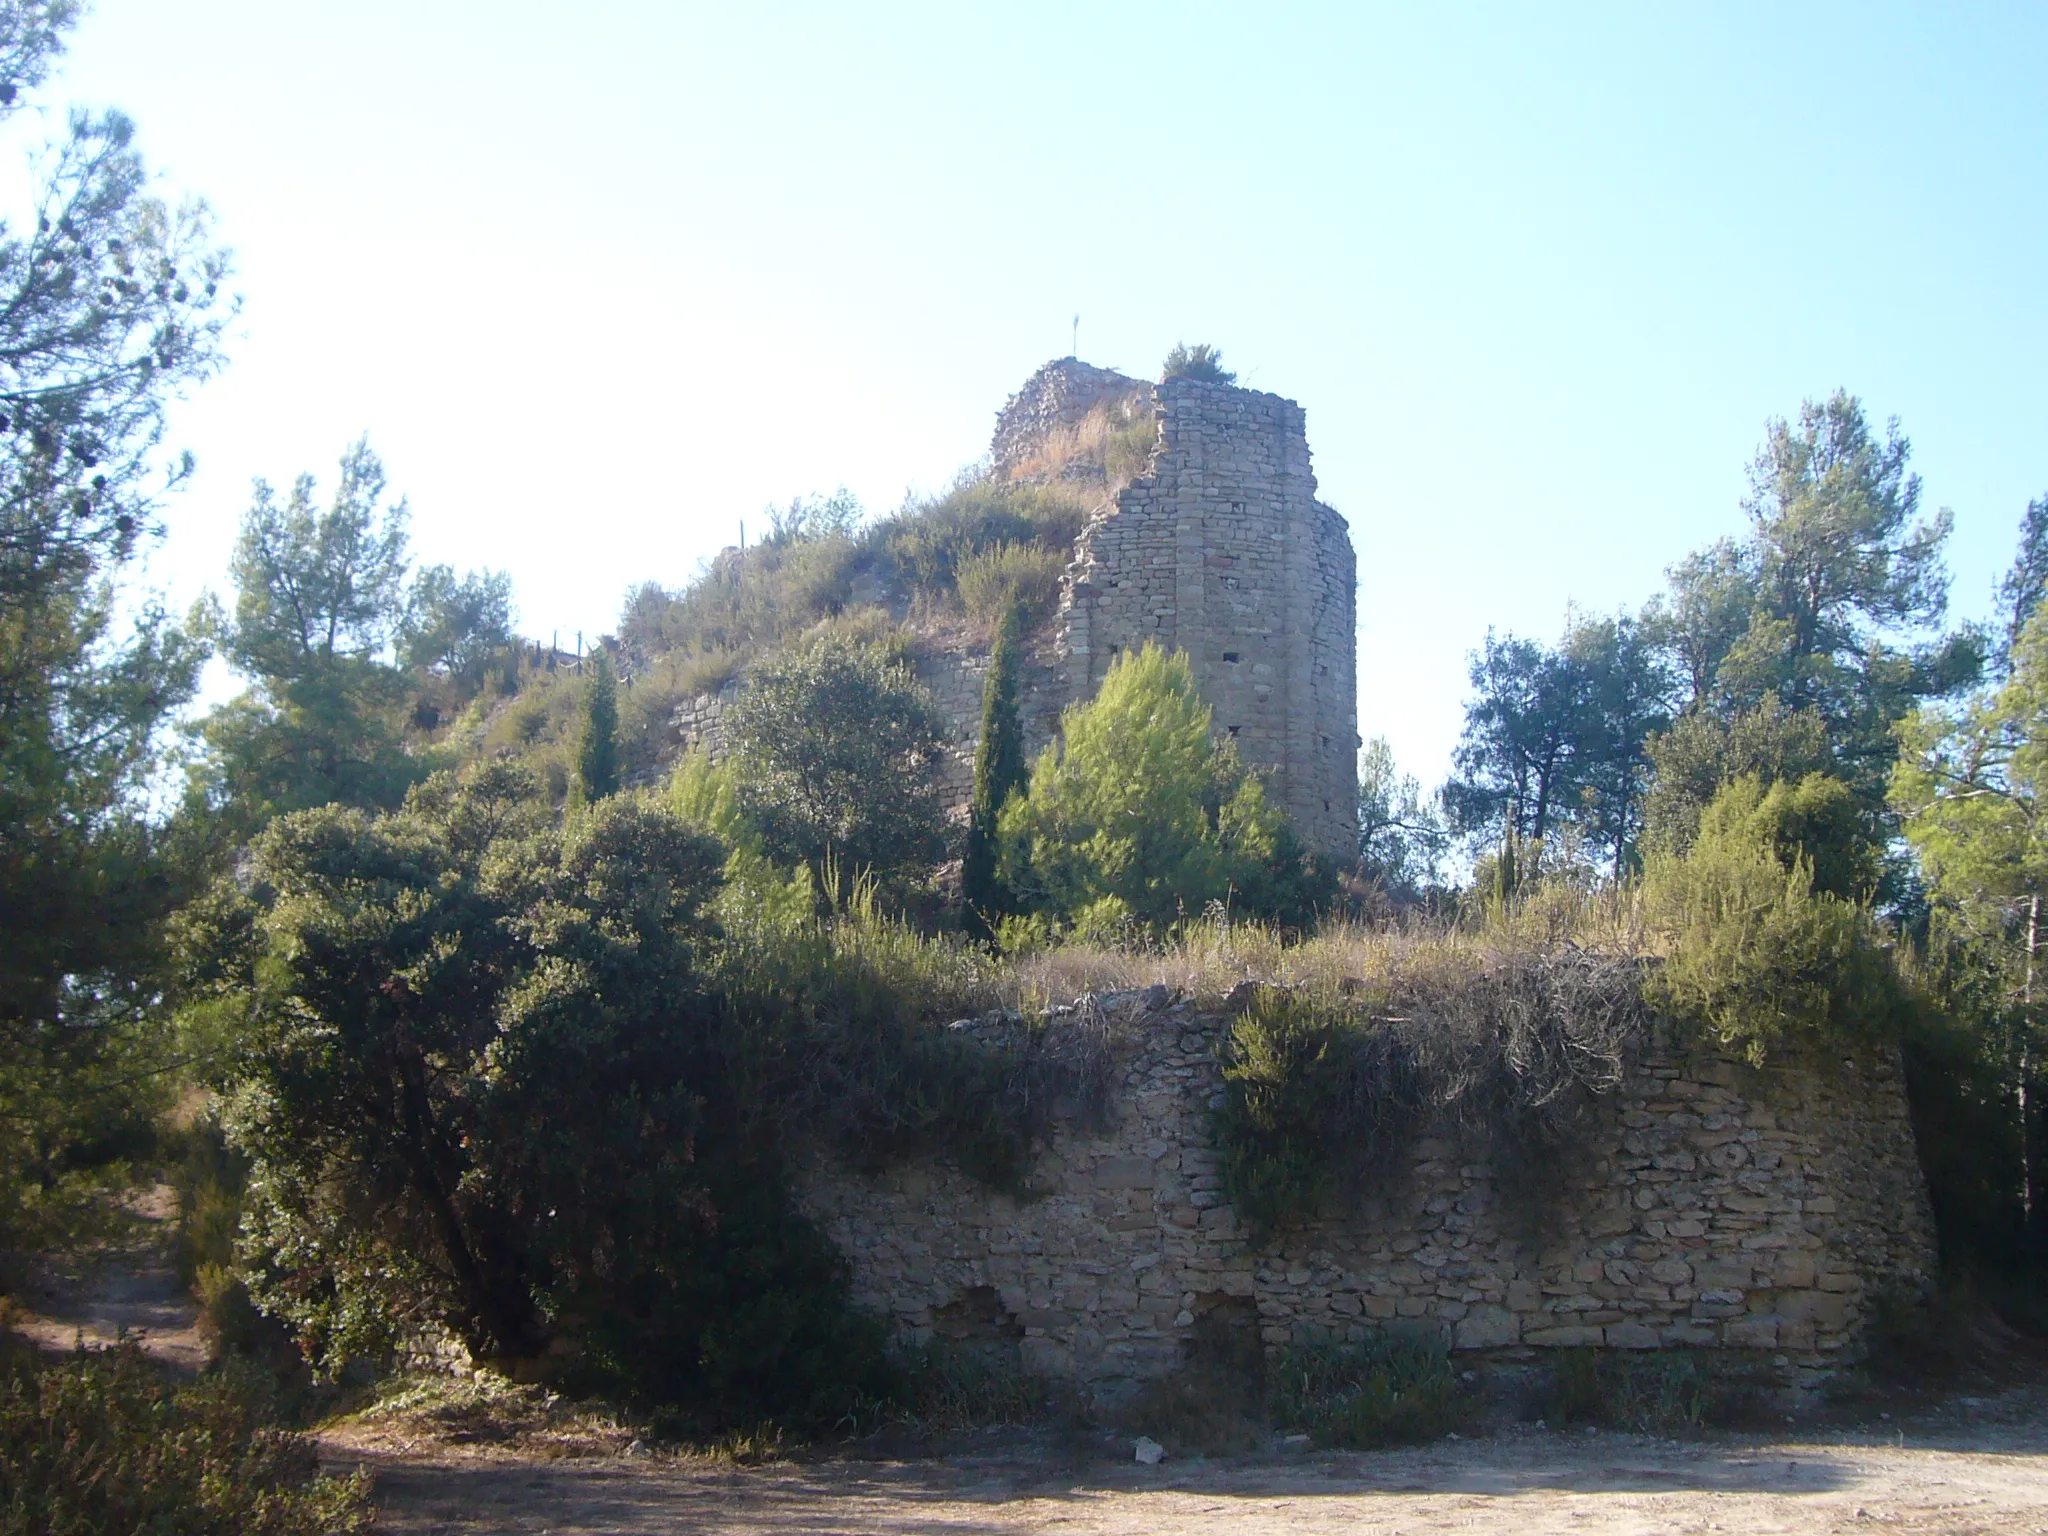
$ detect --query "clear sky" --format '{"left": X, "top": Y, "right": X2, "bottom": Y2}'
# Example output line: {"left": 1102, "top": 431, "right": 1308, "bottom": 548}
{"left": 43, "top": 1, "right": 2048, "bottom": 786}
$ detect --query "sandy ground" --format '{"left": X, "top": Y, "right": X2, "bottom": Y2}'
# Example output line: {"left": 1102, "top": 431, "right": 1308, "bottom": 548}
{"left": 326, "top": 1390, "right": 2048, "bottom": 1536}
{"left": 330, "top": 1426, "right": 2048, "bottom": 1536}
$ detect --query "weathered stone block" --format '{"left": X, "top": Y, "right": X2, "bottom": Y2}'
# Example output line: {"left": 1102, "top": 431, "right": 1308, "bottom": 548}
{"left": 1094, "top": 1158, "right": 1154, "bottom": 1190}
{"left": 1454, "top": 1307, "right": 1519, "bottom": 1349}
{"left": 1724, "top": 1316, "right": 1780, "bottom": 1348}
{"left": 1691, "top": 1259, "right": 1751, "bottom": 1289}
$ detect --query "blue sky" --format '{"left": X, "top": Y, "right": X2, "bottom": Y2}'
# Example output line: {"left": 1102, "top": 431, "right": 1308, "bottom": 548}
{"left": 44, "top": 2, "right": 2048, "bottom": 786}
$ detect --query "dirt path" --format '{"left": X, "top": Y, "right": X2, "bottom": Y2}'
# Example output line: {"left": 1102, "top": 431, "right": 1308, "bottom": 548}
{"left": 6, "top": 1185, "right": 208, "bottom": 1372}
{"left": 332, "top": 1397, "right": 2048, "bottom": 1536}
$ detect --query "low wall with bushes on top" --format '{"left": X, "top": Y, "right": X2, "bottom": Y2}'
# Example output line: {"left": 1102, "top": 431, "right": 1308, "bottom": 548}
{"left": 799, "top": 986, "right": 1936, "bottom": 1402}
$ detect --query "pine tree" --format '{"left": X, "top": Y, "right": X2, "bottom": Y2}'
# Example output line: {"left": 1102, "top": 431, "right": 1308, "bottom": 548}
{"left": 963, "top": 608, "right": 1027, "bottom": 938}
{"left": 579, "top": 651, "right": 620, "bottom": 800}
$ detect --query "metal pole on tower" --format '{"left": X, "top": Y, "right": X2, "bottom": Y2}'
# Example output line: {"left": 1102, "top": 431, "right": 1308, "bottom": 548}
{"left": 1071, "top": 314, "right": 1079, "bottom": 358}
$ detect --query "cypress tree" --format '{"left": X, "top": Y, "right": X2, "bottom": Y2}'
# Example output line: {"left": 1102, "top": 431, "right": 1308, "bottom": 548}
{"left": 579, "top": 651, "right": 621, "bottom": 800}
{"left": 963, "top": 607, "right": 1028, "bottom": 938}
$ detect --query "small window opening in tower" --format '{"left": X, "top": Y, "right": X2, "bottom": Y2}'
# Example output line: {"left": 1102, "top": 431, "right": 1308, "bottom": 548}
{"left": 1223, "top": 651, "right": 1239, "bottom": 663}
{"left": 1228, "top": 725, "right": 1240, "bottom": 738}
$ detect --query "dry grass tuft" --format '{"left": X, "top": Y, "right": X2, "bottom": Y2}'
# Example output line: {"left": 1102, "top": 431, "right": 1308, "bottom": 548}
{"left": 1003, "top": 885, "right": 1652, "bottom": 1012}
{"left": 342, "top": 1373, "right": 645, "bottom": 1461}
{"left": 1006, "top": 388, "right": 1158, "bottom": 494}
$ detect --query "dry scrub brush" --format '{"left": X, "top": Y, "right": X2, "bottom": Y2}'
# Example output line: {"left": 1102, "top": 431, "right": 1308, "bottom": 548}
{"left": 1192, "top": 898, "right": 1655, "bottom": 1231}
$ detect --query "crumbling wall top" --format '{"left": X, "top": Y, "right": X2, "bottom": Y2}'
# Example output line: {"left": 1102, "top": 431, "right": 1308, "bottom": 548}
{"left": 991, "top": 358, "right": 1150, "bottom": 483}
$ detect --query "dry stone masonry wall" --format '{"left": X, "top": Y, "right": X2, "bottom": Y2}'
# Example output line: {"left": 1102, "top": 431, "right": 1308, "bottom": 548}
{"left": 800, "top": 993, "right": 1935, "bottom": 1401}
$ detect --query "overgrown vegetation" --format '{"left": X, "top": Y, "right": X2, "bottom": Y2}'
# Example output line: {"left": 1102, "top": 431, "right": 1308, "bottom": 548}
{"left": 1215, "top": 927, "right": 1648, "bottom": 1231}
{"left": 1161, "top": 342, "right": 1237, "bottom": 385}
{"left": 167, "top": 755, "right": 1127, "bottom": 1429}
{"left": 725, "top": 632, "right": 946, "bottom": 898}
{"left": 0, "top": 1340, "right": 371, "bottom": 1535}
{"left": 615, "top": 475, "right": 1090, "bottom": 712}
{"left": 1540, "top": 1346, "right": 1772, "bottom": 1433}
{"left": 1270, "top": 1332, "right": 1467, "bottom": 1447}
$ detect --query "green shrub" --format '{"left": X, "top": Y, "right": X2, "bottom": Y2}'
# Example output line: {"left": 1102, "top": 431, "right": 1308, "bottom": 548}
{"left": 0, "top": 1342, "right": 371, "bottom": 1535}
{"left": 1216, "top": 996, "right": 1357, "bottom": 1229}
{"left": 998, "top": 643, "right": 1322, "bottom": 930}
{"left": 957, "top": 542, "right": 1064, "bottom": 630}
{"left": 1642, "top": 774, "right": 1900, "bottom": 1063}
{"left": 1271, "top": 1332, "right": 1466, "bottom": 1447}
{"left": 1160, "top": 342, "right": 1236, "bottom": 385}
{"left": 727, "top": 634, "right": 947, "bottom": 896}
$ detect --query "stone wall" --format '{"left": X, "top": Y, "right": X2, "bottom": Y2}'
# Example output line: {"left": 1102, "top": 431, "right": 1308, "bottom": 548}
{"left": 799, "top": 994, "right": 1936, "bottom": 1400}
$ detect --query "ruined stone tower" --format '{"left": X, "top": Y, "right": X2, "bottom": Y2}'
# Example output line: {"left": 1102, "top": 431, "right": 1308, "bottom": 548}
{"left": 993, "top": 359, "right": 1360, "bottom": 862}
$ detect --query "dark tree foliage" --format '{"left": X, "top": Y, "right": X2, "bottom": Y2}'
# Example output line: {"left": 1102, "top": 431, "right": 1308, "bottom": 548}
{"left": 578, "top": 649, "right": 620, "bottom": 801}
{"left": 0, "top": 0, "right": 235, "bottom": 1260}
{"left": 962, "top": 608, "right": 1026, "bottom": 938}
{"left": 1443, "top": 614, "right": 1669, "bottom": 873}
{"left": 1998, "top": 492, "right": 2048, "bottom": 673}
{"left": 186, "top": 441, "right": 426, "bottom": 837}
{"left": 1648, "top": 392, "right": 1980, "bottom": 808}
{"left": 184, "top": 764, "right": 890, "bottom": 1422}
{"left": 399, "top": 563, "right": 514, "bottom": 686}
{"left": 726, "top": 635, "right": 945, "bottom": 894}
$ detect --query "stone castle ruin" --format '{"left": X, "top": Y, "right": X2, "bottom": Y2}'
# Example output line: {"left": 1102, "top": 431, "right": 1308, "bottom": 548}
{"left": 674, "top": 357, "right": 1362, "bottom": 862}
{"left": 671, "top": 362, "right": 1939, "bottom": 1401}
